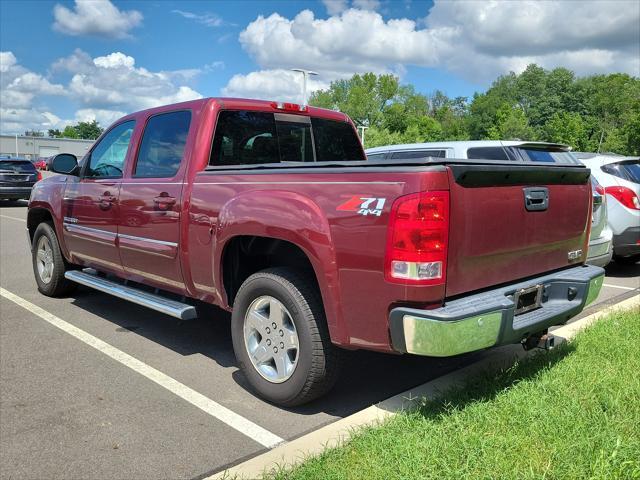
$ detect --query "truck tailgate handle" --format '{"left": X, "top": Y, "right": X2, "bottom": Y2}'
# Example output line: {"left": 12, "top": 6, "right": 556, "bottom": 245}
{"left": 523, "top": 187, "right": 549, "bottom": 212}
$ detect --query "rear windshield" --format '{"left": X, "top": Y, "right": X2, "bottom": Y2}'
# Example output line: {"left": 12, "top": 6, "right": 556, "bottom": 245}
{"left": 516, "top": 148, "right": 580, "bottom": 164}
{"left": 601, "top": 160, "right": 640, "bottom": 184}
{"left": 0, "top": 161, "right": 36, "bottom": 173}
{"left": 209, "top": 111, "right": 365, "bottom": 166}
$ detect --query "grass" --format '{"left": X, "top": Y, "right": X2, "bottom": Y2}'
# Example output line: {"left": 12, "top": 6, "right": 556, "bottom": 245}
{"left": 271, "top": 307, "right": 640, "bottom": 480}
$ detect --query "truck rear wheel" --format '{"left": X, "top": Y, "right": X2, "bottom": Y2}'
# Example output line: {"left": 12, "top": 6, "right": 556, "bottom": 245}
{"left": 31, "top": 222, "right": 76, "bottom": 297}
{"left": 231, "top": 267, "right": 341, "bottom": 407}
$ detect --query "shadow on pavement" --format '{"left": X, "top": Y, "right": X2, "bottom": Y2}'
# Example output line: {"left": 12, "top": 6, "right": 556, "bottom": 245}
{"left": 604, "top": 260, "right": 640, "bottom": 278}
{"left": 68, "top": 287, "right": 481, "bottom": 417}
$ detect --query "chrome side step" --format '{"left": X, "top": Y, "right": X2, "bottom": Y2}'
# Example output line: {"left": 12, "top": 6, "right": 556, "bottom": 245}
{"left": 65, "top": 270, "right": 197, "bottom": 320}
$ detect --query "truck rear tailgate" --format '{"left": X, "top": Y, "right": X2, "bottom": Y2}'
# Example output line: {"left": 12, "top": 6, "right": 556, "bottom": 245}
{"left": 445, "top": 164, "right": 592, "bottom": 297}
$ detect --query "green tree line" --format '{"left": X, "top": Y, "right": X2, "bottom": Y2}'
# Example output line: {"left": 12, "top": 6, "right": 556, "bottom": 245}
{"left": 310, "top": 64, "right": 640, "bottom": 155}
{"left": 42, "top": 120, "right": 103, "bottom": 140}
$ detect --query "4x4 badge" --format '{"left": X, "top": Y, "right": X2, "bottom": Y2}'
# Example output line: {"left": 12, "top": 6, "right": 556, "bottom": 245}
{"left": 337, "top": 196, "right": 386, "bottom": 217}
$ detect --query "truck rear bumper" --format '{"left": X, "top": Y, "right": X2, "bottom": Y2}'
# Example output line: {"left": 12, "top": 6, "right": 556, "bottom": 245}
{"left": 389, "top": 264, "right": 605, "bottom": 357}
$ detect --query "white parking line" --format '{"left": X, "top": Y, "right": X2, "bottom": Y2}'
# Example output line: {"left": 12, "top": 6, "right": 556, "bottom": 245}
{"left": 0, "top": 214, "right": 26, "bottom": 222}
{"left": 603, "top": 283, "right": 637, "bottom": 291}
{"left": 0, "top": 287, "right": 284, "bottom": 449}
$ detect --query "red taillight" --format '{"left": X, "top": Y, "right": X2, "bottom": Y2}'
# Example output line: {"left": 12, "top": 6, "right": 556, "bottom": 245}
{"left": 36, "top": 170, "right": 42, "bottom": 181}
{"left": 385, "top": 190, "right": 449, "bottom": 285}
{"left": 605, "top": 186, "right": 640, "bottom": 210}
{"left": 592, "top": 178, "right": 605, "bottom": 196}
{"left": 271, "top": 101, "right": 307, "bottom": 112}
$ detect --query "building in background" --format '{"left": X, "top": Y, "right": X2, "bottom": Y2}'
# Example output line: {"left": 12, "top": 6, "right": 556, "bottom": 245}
{"left": 0, "top": 135, "right": 94, "bottom": 161}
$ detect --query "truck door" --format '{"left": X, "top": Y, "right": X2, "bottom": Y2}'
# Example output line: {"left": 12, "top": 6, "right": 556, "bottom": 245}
{"left": 117, "top": 110, "right": 192, "bottom": 294}
{"left": 62, "top": 120, "right": 136, "bottom": 274}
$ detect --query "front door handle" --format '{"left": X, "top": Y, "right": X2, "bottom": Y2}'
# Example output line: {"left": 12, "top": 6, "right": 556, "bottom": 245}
{"left": 154, "top": 193, "right": 176, "bottom": 211}
{"left": 99, "top": 191, "right": 116, "bottom": 210}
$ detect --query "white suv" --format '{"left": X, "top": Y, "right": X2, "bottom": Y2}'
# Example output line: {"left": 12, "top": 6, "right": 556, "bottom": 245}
{"left": 366, "top": 141, "right": 614, "bottom": 267}
{"left": 575, "top": 153, "right": 640, "bottom": 264}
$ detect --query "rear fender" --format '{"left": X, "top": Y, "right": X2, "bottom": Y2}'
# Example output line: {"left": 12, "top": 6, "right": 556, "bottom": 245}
{"left": 215, "top": 190, "right": 347, "bottom": 345}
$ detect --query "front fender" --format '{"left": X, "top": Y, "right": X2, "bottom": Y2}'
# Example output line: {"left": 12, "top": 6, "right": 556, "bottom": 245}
{"left": 215, "top": 189, "right": 348, "bottom": 345}
{"left": 28, "top": 175, "right": 70, "bottom": 258}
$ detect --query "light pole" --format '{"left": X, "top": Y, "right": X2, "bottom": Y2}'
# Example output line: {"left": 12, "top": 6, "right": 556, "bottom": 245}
{"left": 357, "top": 125, "right": 368, "bottom": 146}
{"left": 291, "top": 69, "right": 318, "bottom": 106}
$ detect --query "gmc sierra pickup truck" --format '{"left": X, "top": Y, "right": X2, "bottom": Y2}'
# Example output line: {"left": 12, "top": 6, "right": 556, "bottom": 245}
{"left": 28, "top": 98, "right": 604, "bottom": 406}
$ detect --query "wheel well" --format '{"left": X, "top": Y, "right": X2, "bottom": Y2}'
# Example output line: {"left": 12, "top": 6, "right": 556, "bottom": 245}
{"left": 222, "top": 236, "right": 317, "bottom": 306}
{"left": 27, "top": 208, "right": 54, "bottom": 243}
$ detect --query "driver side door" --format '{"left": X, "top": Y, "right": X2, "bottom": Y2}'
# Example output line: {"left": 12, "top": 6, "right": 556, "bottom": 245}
{"left": 62, "top": 120, "right": 136, "bottom": 275}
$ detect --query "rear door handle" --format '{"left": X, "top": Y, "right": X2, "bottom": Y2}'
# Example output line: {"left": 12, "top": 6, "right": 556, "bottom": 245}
{"left": 154, "top": 193, "right": 176, "bottom": 210}
{"left": 523, "top": 187, "right": 549, "bottom": 212}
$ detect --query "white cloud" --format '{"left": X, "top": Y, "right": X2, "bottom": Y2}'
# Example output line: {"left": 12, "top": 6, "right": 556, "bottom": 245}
{"left": 322, "top": 0, "right": 348, "bottom": 15}
{"left": 53, "top": 0, "right": 142, "bottom": 39}
{"left": 172, "top": 9, "right": 226, "bottom": 27}
{"left": 227, "top": 0, "right": 639, "bottom": 100}
{"left": 74, "top": 108, "right": 127, "bottom": 127}
{"left": 1, "top": 50, "right": 204, "bottom": 134}
{"left": 352, "top": 0, "right": 380, "bottom": 10}
{"left": 55, "top": 49, "right": 203, "bottom": 111}
{"left": 222, "top": 69, "right": 330, "bottom": 102}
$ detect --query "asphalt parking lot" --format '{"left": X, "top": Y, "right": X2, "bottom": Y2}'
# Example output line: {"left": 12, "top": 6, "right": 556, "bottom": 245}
{"left": 1, "top": 198, "right": 638, "bottom": 480}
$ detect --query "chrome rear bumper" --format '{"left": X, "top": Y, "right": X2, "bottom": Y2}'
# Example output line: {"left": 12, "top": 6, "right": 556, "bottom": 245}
{"left": 389, "top": 264, "right": 605, "bottom": 357}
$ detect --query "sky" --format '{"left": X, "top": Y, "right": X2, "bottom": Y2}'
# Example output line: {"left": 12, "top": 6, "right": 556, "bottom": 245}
{"left": 0, "top": 0, "right": 639, "bottom": 135}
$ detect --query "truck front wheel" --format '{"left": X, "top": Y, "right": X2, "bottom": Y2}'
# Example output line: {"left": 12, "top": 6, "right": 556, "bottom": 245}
{"left": 31, "top": 222, "right": 76, "bottom": 297}
{"left": 231, "top": 267, "right": 341, "bottom": 407}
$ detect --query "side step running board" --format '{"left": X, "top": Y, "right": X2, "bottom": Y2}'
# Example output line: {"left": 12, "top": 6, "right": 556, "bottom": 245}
{"left": 65, "top": 270, "right": 197, "bottom": 320}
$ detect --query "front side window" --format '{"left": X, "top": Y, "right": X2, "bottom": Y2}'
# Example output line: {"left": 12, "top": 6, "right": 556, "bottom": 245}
{"left": 86, "top": 121, "right": 135, "bottom": 178}
{"left": 134, "top": 111, "right": 191, "bottom": 177}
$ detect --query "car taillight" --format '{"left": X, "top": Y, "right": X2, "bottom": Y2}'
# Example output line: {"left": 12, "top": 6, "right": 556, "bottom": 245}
{"left": 605, "top": 186, "right": 640, "bottom": 210}
{"left": 385, "top": 190, "right": 449, "bottom": 285}
{"left": 36, "top": 170, "right": 42, "bottom": 181}
{"left": 592, "top": 177, "right": 605, "bottom": 196}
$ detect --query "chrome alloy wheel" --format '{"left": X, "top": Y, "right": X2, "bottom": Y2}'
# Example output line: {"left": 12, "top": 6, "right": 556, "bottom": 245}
{"left": 243, "top": 295, "right": 299, "bottom": 383}
{"left": 36, "top": 235, "right": 54, "bottom": 284}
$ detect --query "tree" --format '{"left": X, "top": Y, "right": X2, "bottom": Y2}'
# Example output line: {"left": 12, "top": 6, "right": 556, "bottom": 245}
{"left": 48, "top": 129, "right": 62, "bottom": 138}
{"left": 75, "top": 120, "right": 103, "bottom": 140}
{"left": 24, "top": 130, "right": 44, "bottom": 137}
{"left": 543, "top": 112, "right": 588, "bottom": 150}
{"left": 62, "top": 126, "right": 79, "bottom": 139}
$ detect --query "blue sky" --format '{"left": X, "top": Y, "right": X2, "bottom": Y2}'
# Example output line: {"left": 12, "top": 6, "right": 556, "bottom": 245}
{"left": 1, "top": 0, "right": 638, "bottom": 134}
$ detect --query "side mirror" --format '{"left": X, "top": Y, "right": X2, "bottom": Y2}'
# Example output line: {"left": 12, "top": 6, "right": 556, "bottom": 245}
{"left": 51, "top": 153, "right": 79, "bottom": 175}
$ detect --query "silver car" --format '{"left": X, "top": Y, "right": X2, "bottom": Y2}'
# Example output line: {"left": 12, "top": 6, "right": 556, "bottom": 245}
{"left": 575, "top": 153, "right": 640, "bottom": 264}
{"left": 366, "top": 141, "right": 613, "bottom": 267}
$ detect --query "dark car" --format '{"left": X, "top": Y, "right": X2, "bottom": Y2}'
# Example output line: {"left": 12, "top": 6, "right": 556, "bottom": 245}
{"left": 0, "top": 157, "right": 42, "bottom": 201}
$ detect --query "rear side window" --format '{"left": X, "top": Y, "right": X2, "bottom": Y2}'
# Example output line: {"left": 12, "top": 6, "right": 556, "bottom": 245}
{"left": 466, "top": 146, "right": 511, "bottom": 161}
{"left": 0, "top": 161, "right": 35, "bottom": 173}
{"left": 602, "top": 160, "right": 640, "bottom": 184}
{"left": 389, "top": 150, "right": 446, "bottom": 160}
{"left": 135, "top": 111, "right": 191, "bottom": 177}
{"left": 366, "top": 153, "right": 386, "bottom": 161}
{"left": 209, "top": 111, "right": 365, "bottom": 166}
{"left": 311, "top": 118, "right": 365, "bottom": 162}
{"left": 210, "top": 111, "right": 278, "bottom": 166}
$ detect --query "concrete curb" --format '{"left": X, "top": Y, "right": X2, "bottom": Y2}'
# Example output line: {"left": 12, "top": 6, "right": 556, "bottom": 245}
{"left": 208, "top": 294, "right": 639, "bottom": 480}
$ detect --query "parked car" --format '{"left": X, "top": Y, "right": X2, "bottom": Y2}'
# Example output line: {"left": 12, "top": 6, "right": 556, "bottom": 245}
{"left": 0, "top": 157, "right": 42, "bottom": 201}
{"left": 366, "top": 141, "right": 613, "bottom": 267}
{"left": 34, "top": 158, "right": 49, "bottom": 170}
{"left": 574, "top": 153, "right": 639, "bottom": 264}
{"left": 28, "top": 100, "right": 603, "bottom": 406}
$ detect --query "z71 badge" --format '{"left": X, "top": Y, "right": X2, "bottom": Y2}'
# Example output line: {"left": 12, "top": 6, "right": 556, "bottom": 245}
{"left": 337, "top": 196, "right": 387, "bottom": 217}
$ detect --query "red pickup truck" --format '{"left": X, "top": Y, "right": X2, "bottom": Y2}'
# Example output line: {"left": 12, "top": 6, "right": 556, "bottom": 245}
{"left": 28, "top": 98, "right": 604, "bottom": 406}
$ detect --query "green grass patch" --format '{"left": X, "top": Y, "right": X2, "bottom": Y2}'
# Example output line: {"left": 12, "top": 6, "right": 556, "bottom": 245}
{"left": 273, "top": 308, "right": 640, "bottom": 480}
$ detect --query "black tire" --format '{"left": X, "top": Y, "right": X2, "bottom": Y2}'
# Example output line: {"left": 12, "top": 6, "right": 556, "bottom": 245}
{"left": 32, "top": 222, "right": 76, "bottom": 297}
{"left": 231, "top": 267, "right": 341, "bottom": 407}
